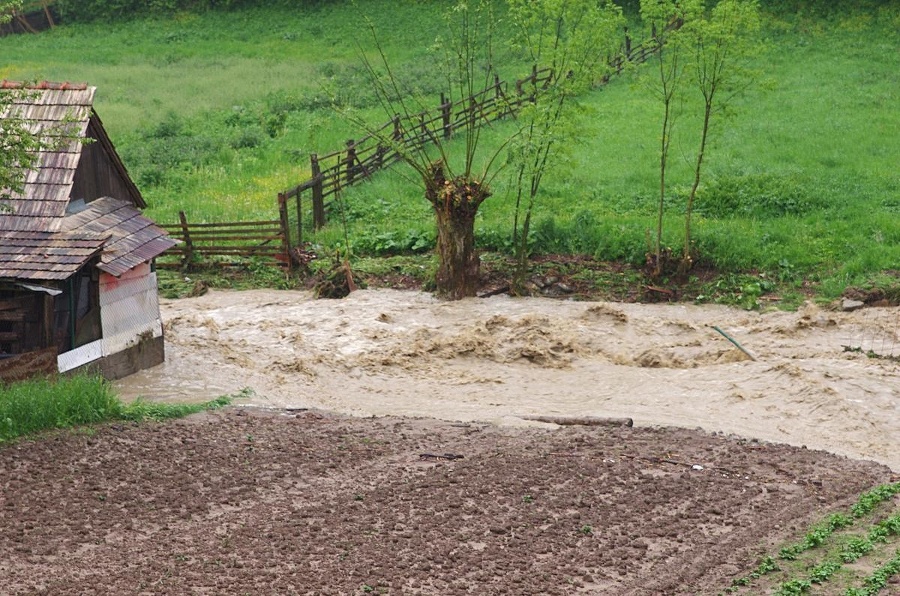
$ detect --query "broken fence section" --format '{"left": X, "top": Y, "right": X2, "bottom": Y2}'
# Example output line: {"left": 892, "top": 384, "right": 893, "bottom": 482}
{"left": 157, "top": 197, "right": 292, "bottom": 270}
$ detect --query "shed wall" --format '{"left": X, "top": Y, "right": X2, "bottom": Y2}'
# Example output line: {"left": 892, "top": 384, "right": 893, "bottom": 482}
{"left": 70, "top": 119, "right": 138, "bottom": 206}
{"left": 55, "top": 264, "right": 165, "bottom": 378}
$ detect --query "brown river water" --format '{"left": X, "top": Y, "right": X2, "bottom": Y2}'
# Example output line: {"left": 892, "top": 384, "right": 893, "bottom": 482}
{"left": 115, "top": 289, "right": 900, "bottom": 471}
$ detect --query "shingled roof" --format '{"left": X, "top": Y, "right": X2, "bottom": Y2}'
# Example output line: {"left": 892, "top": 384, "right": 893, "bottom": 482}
{"left": 61, "top": 197, "right": 177, "bottom": 277}
{"left": 0, "top": 81, "right": 93, "bottom": 233}
{"left": 0, "top": 81, "right": 173, "bottom": 281}
{"left": 0, "top": 230, "right": 107, "bottom": 281}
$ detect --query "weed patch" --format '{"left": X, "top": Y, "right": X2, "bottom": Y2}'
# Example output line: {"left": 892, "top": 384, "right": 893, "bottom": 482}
{"left": 0, "top": 375, "right": 245, "bottom": 443}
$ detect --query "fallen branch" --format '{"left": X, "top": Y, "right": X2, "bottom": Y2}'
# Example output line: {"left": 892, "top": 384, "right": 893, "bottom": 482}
{"left": 522, "top": 415, "right": 634, "bottom": 428}
{"left": 711, "top": 325, "right": 757, "bottom": 361}
{"left": 419, "top": 453, "right": 464, "bottom": 461}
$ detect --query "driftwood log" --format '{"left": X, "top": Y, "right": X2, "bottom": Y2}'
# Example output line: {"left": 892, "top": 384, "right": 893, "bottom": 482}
{"left": 522, "top": 415, "right": 634, "bottom": 428}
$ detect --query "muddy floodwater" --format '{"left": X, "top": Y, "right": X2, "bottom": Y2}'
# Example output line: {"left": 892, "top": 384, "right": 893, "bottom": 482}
{"left": 116, "top": 289, "right": 900, "bottom": 471}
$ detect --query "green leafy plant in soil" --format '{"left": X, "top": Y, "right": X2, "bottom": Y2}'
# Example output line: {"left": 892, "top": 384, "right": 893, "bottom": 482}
{"left": 724, "top": 482, "right": 900, "bottom": 594}
{"left": 845, "top": 549, "right": 900, "bottom": 596}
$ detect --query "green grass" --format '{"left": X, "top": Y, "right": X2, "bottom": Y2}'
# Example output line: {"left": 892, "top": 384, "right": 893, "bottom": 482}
{"left": 0, "top": 374, "right": 237, "bottom": 442}
{"left": 3, "top": 1, "right": 899, "bottom": 301}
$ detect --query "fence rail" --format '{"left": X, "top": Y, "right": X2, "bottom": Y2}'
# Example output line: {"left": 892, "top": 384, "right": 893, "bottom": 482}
{"left": 160, "top": 23, "right": 674, "bottom": 268}
{"left": 158, "top": 197, "right": 291, "bottom": 269}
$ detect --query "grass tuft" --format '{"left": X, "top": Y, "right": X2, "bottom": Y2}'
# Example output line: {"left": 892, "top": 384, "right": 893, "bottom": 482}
{"left": 0, "top": 375, "right": 241, "bottom": 442}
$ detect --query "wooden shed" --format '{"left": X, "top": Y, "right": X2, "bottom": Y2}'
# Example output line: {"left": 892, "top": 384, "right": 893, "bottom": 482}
{"left": 0, "top": 81, "right": 177, "bottom": 383}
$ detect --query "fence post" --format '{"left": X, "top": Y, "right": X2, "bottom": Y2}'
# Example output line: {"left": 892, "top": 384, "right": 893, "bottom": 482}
{"left": 419, "top": 113, "right": 429, "bottom": 145}
{"left": 294, "top": 189, "right": 303, "bottom": 245}
{"left": 310, "top": 153, "right": 326, "bottom": 229}
{"left": 441, "top": 92, "right": 452, "bottom": 139}
{"left": 528, "top": 64, "right": 539, "bottom": 102}
{"left": 178, "top": 210, "right": 193, "bottom": 269}
{"left": 389, "top": 116, "right": 404, "bottom": 161}
{"left": 345, "top": 139, "right": 357, "bottom": 185}
{"left": 625, "top": 27, "right": 632, "bottom": 59}
{"left": 277, "top": 192, "right": 292, "bottom": 270}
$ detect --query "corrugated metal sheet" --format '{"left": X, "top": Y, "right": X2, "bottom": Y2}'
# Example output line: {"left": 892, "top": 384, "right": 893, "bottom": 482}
{"left": 99, "top": 269, "right": 157, "bottom": 306}
{"left": 99, "top": 271, "right": 163, "bottom": 355}
{"left": 102, "top": 321, "right": 163, "bottom": 357}
{"left": 100, "top": 291, "right": 159, "bottom": 338}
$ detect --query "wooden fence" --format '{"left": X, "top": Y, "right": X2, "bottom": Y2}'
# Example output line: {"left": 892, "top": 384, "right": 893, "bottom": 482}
{"left": 158, "top": 196, "right": 292, "bottom": 269}
{"left": 279, "top": 27, "right": 671, "bottom": 240}
{"left": 159, "top": 23, "right": 673, "bottom": 268}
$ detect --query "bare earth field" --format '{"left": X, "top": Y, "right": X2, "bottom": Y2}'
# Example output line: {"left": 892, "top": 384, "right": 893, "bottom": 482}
{"left": 2, "top": 289, "right": 899, "bottom": 594}
{"left": 0, "top": 409, "right": 895, "bottom": 595}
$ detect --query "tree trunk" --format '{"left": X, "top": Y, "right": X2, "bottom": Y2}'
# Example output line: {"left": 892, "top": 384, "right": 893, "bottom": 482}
{"left": 680, "top": 101, "right": 712, "bottom": 278}
{"left": 425, "top": 162, "right": 489, "bottom": 300}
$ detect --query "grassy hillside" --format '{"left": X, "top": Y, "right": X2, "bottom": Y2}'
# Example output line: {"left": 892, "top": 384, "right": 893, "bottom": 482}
{"left": 2, "top": 1, "right": 898, "bottom": 299}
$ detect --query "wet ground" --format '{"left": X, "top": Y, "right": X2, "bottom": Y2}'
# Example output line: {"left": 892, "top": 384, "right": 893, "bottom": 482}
{"left": 0, "top": 408, "right": 895, "bottom": 595}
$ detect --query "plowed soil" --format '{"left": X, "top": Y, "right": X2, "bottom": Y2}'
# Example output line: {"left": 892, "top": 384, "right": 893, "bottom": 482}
{"left": 3, "top": 289, "right": 898, "bottom": 594}
{"left": 0, "top": 408, "right": 895, "bottom": 595}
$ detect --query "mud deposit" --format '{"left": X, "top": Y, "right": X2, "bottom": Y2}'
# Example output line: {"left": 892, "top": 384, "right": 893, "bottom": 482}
{"left": 0, "top": 409, "right": 895, "bottom": 595}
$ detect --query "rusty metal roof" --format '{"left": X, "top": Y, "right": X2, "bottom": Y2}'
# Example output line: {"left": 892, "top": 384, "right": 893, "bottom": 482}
{"left": 61, "top": 197, "right": 178, "bottom": 277}
{"left": 0, "top": 81, "right": 94, "bottom": 233}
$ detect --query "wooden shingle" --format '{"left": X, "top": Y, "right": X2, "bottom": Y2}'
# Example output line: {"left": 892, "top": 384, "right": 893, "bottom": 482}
{"left": 60, "top": 197, "right": 178, "bottom": 277}
{"left": 0, "top": 82, "right": 170, "bottom": 282}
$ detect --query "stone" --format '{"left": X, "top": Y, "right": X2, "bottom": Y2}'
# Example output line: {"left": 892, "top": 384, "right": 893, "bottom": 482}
{"left": 841, "top": 299, "right": 865, "bottom": 312}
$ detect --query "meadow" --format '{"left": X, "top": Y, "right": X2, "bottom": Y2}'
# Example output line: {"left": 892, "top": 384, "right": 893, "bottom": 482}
{"left": 2, "top": 0, "right": 898, "bottom": 300}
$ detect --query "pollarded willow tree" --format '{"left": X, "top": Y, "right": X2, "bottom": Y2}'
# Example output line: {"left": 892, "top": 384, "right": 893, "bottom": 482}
{"left": 360, "top": 0, "right": 505, "bottom": 300}
{"left": 506, "top": 0, "right": 625, "bottom": 291}
{"left": 358, "top": 0, "right": 507, "bottom": 300}
{"left": 358, "top": 0, "right": 626, "bottom": 299}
